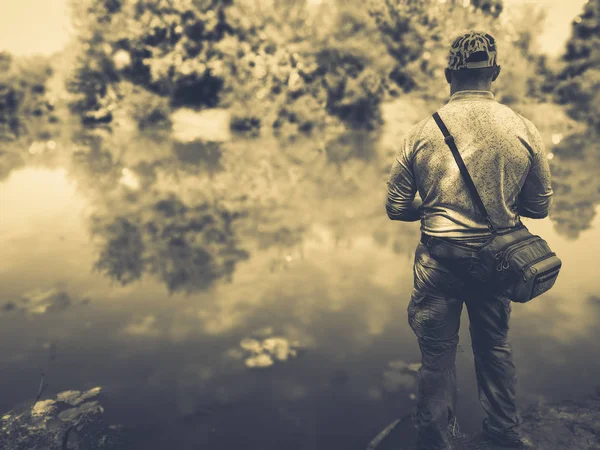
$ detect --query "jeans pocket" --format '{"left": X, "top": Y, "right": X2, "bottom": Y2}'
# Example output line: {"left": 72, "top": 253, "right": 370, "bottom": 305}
{"left": 418, "top": 247, "right": 451, "bottom": 272}
{"left": 408, "top": 287, "right": 428, "bottom": 338}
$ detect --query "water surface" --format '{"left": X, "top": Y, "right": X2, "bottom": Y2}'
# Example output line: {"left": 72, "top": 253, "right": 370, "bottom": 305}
{"left": 1, "top": 131, "right": 599, "bottom": 450}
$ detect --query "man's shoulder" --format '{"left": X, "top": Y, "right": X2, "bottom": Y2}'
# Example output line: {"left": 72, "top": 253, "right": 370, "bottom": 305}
{"left": 494, "top": 103, "right": 541, "bottom": 134}
{"left": 510, "top": 109, "right": 537, "bottom": 130}
{"left": 405, "top": 116, "right": 434, "bottom": 142}
{"left": 506, "top": 109, "right": 544, "bottom": 149}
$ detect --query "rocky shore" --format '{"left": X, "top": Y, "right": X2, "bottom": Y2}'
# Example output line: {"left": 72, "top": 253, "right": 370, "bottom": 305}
{"left": 0, "top": 387, "right": 125, "bottom": 450}
{"left": 368, "top": 391, "right": 600, "bottom": 450}
{"left": 3, "top": 385, "right": 600, "bottom": 449}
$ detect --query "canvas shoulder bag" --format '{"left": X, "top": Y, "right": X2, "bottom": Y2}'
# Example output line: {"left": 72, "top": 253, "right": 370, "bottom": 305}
{"left": 430, "top": 111, "right": 562, "bottom": 303}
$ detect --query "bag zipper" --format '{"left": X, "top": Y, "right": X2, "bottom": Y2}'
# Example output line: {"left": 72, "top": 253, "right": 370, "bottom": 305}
{"left": 535, "top": 266, "right": 561, "bottom": 284}
{"left": 494, "top": 235, "right": 532, "bottom": 261}
{"left": 498, "top": 236, "right": 541, "bottom": 271}
{"left": 520, "top": 252, "right": 557, "bottom": 279}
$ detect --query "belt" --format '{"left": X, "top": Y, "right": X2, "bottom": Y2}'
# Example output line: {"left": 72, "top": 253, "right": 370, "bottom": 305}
{"left": 420, "top": 233, "right": 478, "bottom": 260}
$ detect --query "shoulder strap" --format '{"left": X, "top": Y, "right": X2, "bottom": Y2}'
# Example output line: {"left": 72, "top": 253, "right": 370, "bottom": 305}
{"left": 432, "top": 112, "right": 497, "bottom": 234}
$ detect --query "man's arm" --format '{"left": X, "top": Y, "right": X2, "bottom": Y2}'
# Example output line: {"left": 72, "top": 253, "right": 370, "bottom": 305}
{"left": 385, "top": 136, "right": 421, "bottom": 222}
{"left": 517, "top": 128, "right": 553, "bottom": 219}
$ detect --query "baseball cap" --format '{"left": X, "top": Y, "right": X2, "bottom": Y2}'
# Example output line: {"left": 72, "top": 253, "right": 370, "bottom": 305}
{"left": 447, "top": 31, "right": 498, "bottom": 71}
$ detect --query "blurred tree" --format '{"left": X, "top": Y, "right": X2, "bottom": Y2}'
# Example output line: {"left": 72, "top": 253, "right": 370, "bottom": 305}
{"left": 554, "top": 0, "right": 600, "bottom": 130}
{"left": 366, "top": 0, "right": 513, "bottom": 98}
{"left": 0, "top": 52, "right": 58, "bottom": 141}
{"left": 67, "top": 0, "right": 394, "bottom": 140}
{"left": 221, "top": 0, "right": 394, "bottom": 140}
{"left": 67, "top": 0, "right": 233, "bottom": 126}
{"left": 368, "top": 0, "right": 552, "bottom": 106}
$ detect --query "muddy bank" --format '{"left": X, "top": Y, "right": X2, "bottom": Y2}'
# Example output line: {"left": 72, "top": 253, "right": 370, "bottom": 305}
{"left": 3, "top": 385, "right": 600, "bottom": 449}
{"left": 368, "top": 391, "right": 600, "bottom": 450}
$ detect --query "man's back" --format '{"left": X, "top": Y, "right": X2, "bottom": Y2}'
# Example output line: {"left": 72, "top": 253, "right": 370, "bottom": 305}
{"left": 386, "top": 90, "right": 553, "bottom": 238}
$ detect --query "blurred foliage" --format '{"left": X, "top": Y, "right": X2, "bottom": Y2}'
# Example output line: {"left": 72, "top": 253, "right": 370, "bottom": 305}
{"left": 554, "top": 0, "right": 600, "bottom": 131}
{"left": 66, "top": 0, "right": 395, "bottom": 141}
{"left": 67, "top": 0, "right": 233, "bottom": 127}
{"left": 0, "top": 52, "right": 59, "bottom": 142}
{"left": 64, "top": 0, "right": 555, "bottom": 140}
{"left": 366, "top": 0, "right": 547, "bottom": 106}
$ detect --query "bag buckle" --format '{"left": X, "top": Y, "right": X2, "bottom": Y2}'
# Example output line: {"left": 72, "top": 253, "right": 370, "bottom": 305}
{"left": 485, "top": 217, "right": 497, "bottom": 234}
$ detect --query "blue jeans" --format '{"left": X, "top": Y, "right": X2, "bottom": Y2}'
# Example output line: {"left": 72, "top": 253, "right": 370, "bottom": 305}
{"left": 408, "top": 242, "right": 522, "bottom": 450}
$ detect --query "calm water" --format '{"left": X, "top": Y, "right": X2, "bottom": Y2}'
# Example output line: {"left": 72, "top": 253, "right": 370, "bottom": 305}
{"left": 1, "top": 128, "right": 600, "bottom": 450}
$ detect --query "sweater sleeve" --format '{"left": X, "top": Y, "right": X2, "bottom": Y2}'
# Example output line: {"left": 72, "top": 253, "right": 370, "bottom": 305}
{"left": 517, "top": 124, "right": 553, "bottom": 219}
{"left": 386, "top": 133, "right": 419, "bottom": 221}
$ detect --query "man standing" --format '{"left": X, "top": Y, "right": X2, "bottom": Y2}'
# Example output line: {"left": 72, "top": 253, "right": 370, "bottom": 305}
{"left": 385, "top": 31, "right": 552, "bottom": 449}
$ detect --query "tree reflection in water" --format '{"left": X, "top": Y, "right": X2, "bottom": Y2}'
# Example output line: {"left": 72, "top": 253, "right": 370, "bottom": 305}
{"left": 549, "top": 130, "right": 600, "bottom": 239}
{"left": 64, "top": 112, "right": 391, "bottom": 294}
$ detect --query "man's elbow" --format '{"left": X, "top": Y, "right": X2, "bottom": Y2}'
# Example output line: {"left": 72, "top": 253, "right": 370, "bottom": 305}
{"left": 520, "top": 210, "right": 549, "bottom": 219}
{"left": 387, "top": 210, "right": 409, "bottom": 221}
{"left": 386, "top": 208, "right": 403, "bottom": 221}
{"left": 386, "top": 204, "right": 418, "bottom": 222}
{"left": 386, "top": 204, "right": 404, "bottom": 221}
{"left": 518, "top": 198, "right": 552, "bottom": 219}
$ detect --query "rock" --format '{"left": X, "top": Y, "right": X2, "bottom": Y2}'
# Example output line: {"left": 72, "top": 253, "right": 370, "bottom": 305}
{"left": 58, "top": 401, "right": 103, "bottom": 422}
{"left": 0, "top": 386, "right": 125, "bottom": 450}
{"left": 516, "top": 396, "right": 600, "bottom": 450}
{"left": 31, "top": 400, "right": 56, "bottom": 417}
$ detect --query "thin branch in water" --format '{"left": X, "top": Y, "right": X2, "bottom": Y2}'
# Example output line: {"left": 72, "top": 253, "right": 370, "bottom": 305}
{"left": 34, "top": 365, "right": 48, "bottom": 406}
